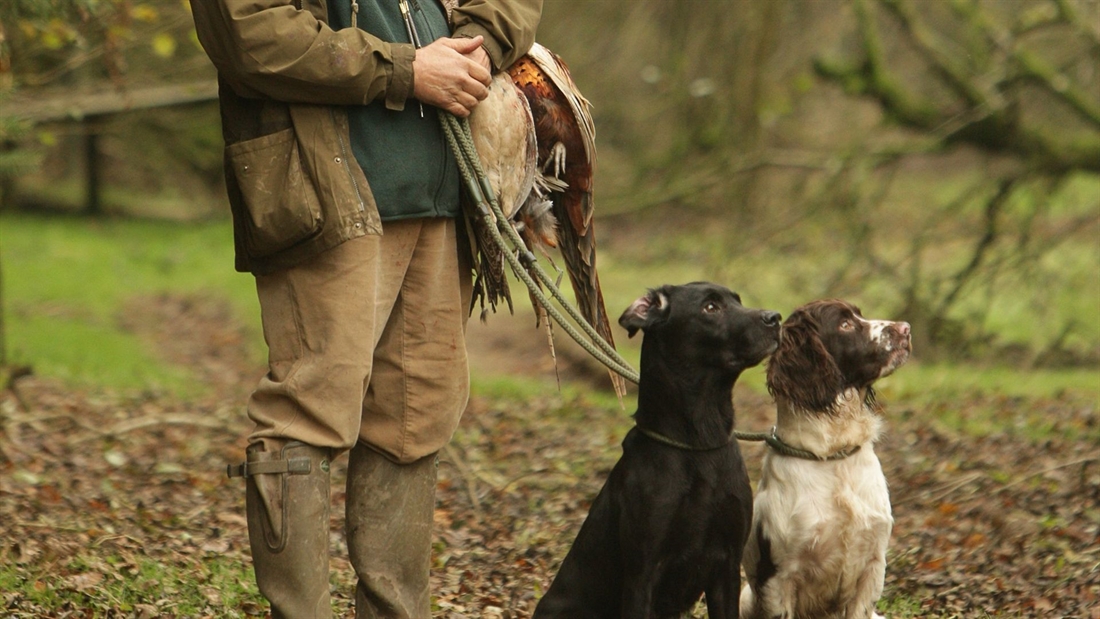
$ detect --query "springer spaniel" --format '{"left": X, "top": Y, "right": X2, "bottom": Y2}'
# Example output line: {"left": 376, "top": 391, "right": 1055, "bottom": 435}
{"left": 741, "top": 299, "right": 911, "bottom": 619}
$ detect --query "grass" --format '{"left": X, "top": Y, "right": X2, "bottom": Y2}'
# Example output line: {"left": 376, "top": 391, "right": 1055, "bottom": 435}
{"left": 878, "top": 594, "right": 941, "bottom": 618}
{"left": 0, "top": 553, "right": 264, "bottom": 616}
{"left": 2, "top": 207, "right": 1098, "bottom": 426}
{"left": 12, "top": 313, "right": 196, "bottom": 393}
{"left": 602, "top": 171, "right": 1100, "bottom": 361}
{"left": 889, "top": 362, "right": 1099, "bottom": 401}
{"left": 885, "top": 361, "right": 1099, "bottom": 441}
{"left": 2, "top": 213, "right": 263, "bottom": 396}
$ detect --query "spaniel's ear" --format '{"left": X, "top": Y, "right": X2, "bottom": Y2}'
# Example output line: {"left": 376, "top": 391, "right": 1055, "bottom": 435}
{"left": 767, "top": 309, "right": 844, "bottom": 410}
{"left": 618, "top": 288, "right": 670, "bottom": 338}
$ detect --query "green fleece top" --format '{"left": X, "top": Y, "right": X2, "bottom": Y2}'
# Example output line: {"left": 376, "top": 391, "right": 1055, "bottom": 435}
{"left": 327, "top": 0, "right": 459, "bottom": 221}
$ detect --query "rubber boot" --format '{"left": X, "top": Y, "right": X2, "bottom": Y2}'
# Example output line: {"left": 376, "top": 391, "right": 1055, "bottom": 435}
{"left": 238, "top": 441, "right": 333, "bottom": 619}
{"left": 345, "top": 442, "right": 438, "bottom": 619}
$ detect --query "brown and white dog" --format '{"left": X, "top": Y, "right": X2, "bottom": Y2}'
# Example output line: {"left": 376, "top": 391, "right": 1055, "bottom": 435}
{"left": 741, "top": 299, "right": 911, "bottom": 619}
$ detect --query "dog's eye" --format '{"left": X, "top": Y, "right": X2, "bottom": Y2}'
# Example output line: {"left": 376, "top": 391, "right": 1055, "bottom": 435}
{"left": 703, "top": 301, "right": 720, "bottom": 314}
{"left": 839, "top": 319, "right": 855, "bottom": 331}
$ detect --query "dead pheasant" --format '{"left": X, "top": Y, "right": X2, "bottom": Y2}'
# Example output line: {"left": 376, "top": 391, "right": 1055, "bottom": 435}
{"left": 467, "top": 43, "right": 624, "bottom": 398}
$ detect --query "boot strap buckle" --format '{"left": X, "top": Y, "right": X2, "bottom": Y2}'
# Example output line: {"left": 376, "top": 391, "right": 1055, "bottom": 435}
{"left": 226, "top": 457, "right": 312, "bottom": 478}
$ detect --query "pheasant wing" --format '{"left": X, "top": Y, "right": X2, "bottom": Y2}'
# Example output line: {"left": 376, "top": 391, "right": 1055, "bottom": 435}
{"left": 508, "top": 44, "right": 624, "bottom": 398}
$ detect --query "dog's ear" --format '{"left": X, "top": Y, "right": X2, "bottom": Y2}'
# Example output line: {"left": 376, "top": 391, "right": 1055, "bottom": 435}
{"left": 767, "top": 309, "right": 844, "bottom": 410}
{"left": 618, "top": 289, "right": 670, "bottom": 338}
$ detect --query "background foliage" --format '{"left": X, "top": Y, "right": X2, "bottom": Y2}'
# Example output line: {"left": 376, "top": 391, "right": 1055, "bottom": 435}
{"left": 0, "top": 0, "right": 1096, "bottom": 382}
{"left": 3, "top": 0, "right": 1098, "bottom": 368}
{"left": 0, "top": 1, "right": 1097, "bottom": 616}
{"left": 538, "top": 0, "right": 1100, "bottom": 363}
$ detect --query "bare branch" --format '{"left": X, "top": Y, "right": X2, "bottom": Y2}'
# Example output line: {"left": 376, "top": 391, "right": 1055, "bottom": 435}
{"left": 1014, "top": 48, "right": 1100, "bottom": 129}
{"left": 816, "top": 0, "right": 1100, "bottom": 173}
{"left": 951, "top": 0, "right": 1100, "bottom": 129}
{"left": 1053, "top": 0, "right": 1100, "bottom": 48}
{"left": 934, "top": 175, "right": 1022, "bottom": 320}
{"left": 882, "top": 0, "right": 993, "bottom": 109}
{"left": 851, "top": 0, "right": 941, "bottom": 128}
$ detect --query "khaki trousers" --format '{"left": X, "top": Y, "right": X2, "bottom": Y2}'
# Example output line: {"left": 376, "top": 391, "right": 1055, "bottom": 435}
{"left": 247, "top": 217, "right": 472, "bottom": 463}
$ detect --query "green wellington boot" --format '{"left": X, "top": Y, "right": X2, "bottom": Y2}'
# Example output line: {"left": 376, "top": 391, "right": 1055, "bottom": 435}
{"left": 231, "top": 441, "right": 333, "bottom": 619}
{"left": 345, "top": 443, "right": 438, "bottom": 619}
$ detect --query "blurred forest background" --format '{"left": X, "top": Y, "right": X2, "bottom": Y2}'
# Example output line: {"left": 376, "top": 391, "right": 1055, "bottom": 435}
{"left": 1, "top": 1, "right": 1098, "bottom": 616}
{"left": 2, "top": 0, "right": 1098, "bottom": 370}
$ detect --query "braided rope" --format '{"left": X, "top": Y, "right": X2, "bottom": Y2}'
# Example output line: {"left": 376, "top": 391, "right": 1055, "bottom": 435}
{"left": 438, "top": 112, "right": 804, "bottom": 447}
{"left": 440, "top": 114, "right": 639, "bottom": 383}
{"left": 443, "top": 115, "right": 632, "bottom": 371}
{"left": 763, "top": 426, "right": 862, "bottom": 461}
{"left": 636, "top": 426, "right": 732, "bottom": 451}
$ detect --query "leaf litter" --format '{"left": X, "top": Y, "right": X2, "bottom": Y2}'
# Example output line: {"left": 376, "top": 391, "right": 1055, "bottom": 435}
{"left": 0, "top": 294, "right": 1096, "bottom": 617}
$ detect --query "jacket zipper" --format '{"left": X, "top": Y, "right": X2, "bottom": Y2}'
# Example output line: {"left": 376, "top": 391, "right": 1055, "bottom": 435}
{"left": 413, "top": 0, "right": 451, "bottom": 214}
{"left": 434, "top": 116, "right": 451, "bottom": 214}
{"left": 331, "top": 108, "right": 366, "bottom": 212}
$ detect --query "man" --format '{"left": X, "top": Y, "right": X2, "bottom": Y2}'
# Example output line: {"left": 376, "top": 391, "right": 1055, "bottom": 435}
{"left": 188, "top": 0, "right": 541, "bottom": 616}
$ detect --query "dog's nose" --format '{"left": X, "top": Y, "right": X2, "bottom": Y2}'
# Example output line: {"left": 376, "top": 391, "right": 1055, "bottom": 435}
{"left": 896, "top": 322, "right": 911, "bottom": 337}
{"left": 762, "top": 311, "right": 782, "bottom": 327}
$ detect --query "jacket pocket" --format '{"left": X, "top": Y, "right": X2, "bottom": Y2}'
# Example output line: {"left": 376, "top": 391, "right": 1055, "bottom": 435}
{"left": 226, "top": 128, "right": 323, "bottom": 258}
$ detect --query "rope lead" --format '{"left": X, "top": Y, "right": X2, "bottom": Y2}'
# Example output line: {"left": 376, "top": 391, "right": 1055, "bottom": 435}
{"left": 439, "top": 112, "right": 795, "bottom": 446}
{"left": 440, "top": 114, "right": 639, "bottom": 384}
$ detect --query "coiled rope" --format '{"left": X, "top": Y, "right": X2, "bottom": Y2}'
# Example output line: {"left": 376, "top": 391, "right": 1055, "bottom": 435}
{"left": 439, "top": 112, "right": 851, "bottom": 458}
{"left": 439, "top": 113, "right": 638, "bottom": 384}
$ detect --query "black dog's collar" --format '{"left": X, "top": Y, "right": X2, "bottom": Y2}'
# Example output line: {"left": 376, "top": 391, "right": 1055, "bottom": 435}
{"left": 635, "top": 426, "right": 734, "bottom": 451}
{"left": 765, "top": 426, "right": 862, "bottom": 461}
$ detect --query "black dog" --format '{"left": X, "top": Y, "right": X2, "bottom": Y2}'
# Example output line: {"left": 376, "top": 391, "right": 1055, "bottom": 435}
{"left": 534, "top": 282, "right": 781, "bottom": 619}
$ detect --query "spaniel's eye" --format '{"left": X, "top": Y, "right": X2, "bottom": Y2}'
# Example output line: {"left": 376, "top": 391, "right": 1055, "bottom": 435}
{"left": 839, "top": 319, "right": 855, "bottom": 331}
{"left": 703, "top": 301, "right": 720, "bottom": 314}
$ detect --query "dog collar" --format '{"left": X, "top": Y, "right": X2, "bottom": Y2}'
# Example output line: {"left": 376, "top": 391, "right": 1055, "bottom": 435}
{"left": 765, "top": 426, "right": 862, "bottom": 461}
{"left": 635, "top": 426, "right": 734, "bottom": 451}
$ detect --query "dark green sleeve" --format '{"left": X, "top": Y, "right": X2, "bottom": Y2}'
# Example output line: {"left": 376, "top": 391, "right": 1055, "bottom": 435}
{"left": 450, "top": 0, "right": 543, "bottom": 70}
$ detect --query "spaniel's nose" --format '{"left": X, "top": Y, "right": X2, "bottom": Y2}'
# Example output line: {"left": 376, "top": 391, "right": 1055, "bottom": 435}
{"left": 896, "top": 322, "right": 911, "bottom": 337}
{"left": 762, "top": 311, "right": 782, "bottom": 327}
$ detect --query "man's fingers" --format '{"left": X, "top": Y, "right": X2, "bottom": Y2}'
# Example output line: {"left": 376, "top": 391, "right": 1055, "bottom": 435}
{"left": 411, "top": 36, "right": 493, "bottom": 113}
{"left": 465, "top": 76, "right": 489, "bottom": 101}
{"left": 467, "top": 46, "right": 492, "bottom": 76}
{"left": 444, "top": 35, "right": 483, "bottom": 54}
{"left": 445, "top": 102, "right": 470, "bottom": 118}
{"left": 468, "top": 60, "right": 491, "bottom": 87}
{"left": 444, "top": 91, "right": 480, "bottom": 118}
{"left": 457, "top": 91, "right": 480, "bottom": 111}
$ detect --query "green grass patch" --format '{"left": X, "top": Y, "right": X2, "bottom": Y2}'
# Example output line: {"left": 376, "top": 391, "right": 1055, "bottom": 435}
{"left": 12, "top": 313, "right": 196, "bottom": 394}
{"left": 878, "top": 594, "right": 941, "bottom": 618}
{"left": 0, "top": 553, "right": 264, "bottom": 616}
{"left": 2, "top": 213, "right": 263, "bottom": 396}
{"left": 470, "top": 372, "right": 566, "bottom": 405}
{"left": 889, "top": 362, "right": 1100, "bottom": 402}
{"left": 883, "top": 361, "right": 1099, "bottom": 441}
{"left": 470, "top": 372, "right": 631, "bottom": 422}
{"left": 16, "top": 177, "right": 225, "bottom": 222}
{"left": 3, "top": 209, "right": 1097, "bottom": 439}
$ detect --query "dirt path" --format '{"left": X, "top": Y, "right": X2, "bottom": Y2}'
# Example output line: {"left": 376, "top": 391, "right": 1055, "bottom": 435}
{"left": 1, "top": 294, "right": 1096, "bottom": 617}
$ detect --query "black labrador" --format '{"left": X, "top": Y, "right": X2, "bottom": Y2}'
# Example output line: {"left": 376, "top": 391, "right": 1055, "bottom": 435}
{"left": 534, "top": 282, "right": 781, "bottom": 619}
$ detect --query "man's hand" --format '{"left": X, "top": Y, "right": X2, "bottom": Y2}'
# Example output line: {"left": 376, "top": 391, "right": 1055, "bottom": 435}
{"left": 412, "top": 35, "right": 492, "bottom": 118}
{"left": 466, "top": 44, "right": 492, "bottom": 75}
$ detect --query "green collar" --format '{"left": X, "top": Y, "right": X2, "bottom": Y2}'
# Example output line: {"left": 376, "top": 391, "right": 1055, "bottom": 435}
{"left": 635, "top": 426, "right": 734, "bottom": 451}
{"left": 765, "top": 426, "right": 862, "bottom": 461}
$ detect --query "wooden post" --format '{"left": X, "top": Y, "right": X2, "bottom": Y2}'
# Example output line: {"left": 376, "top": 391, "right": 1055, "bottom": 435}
{"left": 84, "top": 120, "right": 101, "bottom": 216}
{"left": 0, "top": 140, "right": 15, "bottom": 211}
